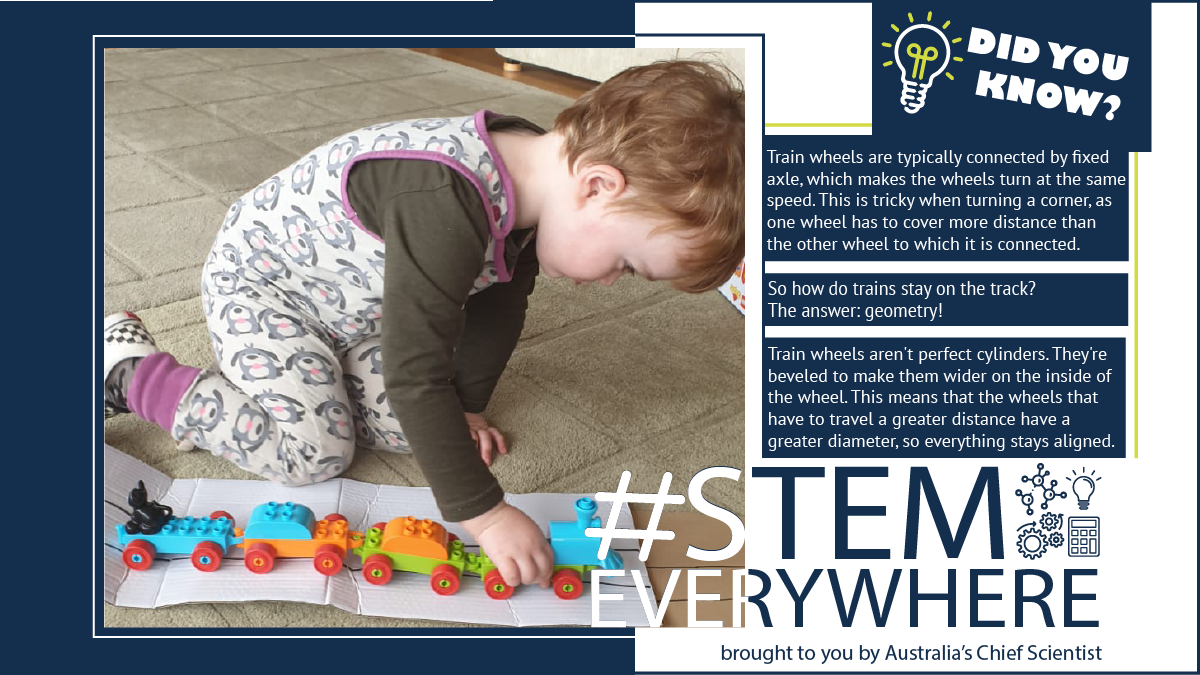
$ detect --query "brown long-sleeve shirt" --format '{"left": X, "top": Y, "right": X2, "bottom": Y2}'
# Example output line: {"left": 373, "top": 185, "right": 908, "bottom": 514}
{"left": 345, "top": 115, "right": 542, "bottom": 522}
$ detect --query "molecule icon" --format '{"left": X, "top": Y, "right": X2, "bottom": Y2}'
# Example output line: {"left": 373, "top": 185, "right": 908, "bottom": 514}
{"left": 1014, "top": 463, "right": 1068, "bottom": 515}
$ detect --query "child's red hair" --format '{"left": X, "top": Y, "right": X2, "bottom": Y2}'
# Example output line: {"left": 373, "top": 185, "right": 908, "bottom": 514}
{"left": 555, "top": 59, "right": 745, "bottom": 292}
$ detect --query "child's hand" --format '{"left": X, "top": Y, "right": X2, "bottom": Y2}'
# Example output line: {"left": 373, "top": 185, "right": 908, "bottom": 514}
{"left": 464, "top": 412, "right": 508, "bottom": 467}
{"left": 462, "top": 502, "right": 554, "bottom": 588}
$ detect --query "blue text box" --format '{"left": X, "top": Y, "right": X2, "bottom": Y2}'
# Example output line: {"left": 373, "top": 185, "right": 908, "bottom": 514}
{"left": 764, "top": 273, "right": 1127, "bottom": 326}
{"left": 763, "top": 338, "right": 1125, "bottom": 459}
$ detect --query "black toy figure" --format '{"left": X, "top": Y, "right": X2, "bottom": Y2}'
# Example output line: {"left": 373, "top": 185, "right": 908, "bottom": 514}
{"left": 125, "top": 480, "right": 174, "bottom": 535}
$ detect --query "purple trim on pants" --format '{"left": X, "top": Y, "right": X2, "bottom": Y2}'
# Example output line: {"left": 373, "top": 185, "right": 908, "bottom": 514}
{"left": 127, "top": 352, "right": 201, "bottom": 431}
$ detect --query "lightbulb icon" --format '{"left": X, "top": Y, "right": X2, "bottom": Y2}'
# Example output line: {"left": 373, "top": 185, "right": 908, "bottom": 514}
{"left": 894, "top": 24, "right": 951, "bottom": 113}
{"left": 1071, "top": 476, "right": 1095, "bottom": 510}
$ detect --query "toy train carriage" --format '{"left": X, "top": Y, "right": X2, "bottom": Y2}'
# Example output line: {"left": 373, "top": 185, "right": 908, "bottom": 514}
{"left": 354, "top": 516, "right": 475, "bottom": 594}
{"left": 237, "top": 501, "right": 364, "bottom": 576}
{"left": 353, "top": 498, "right": 623, "bottom": 600}
{"left": 117, "top": 494, "right": 363, "bottom": 575}
{"left": 116, "top": 510, "right": 240, "bottom": 572}
{"left": 116, "top": 483, "right": 624, "bottom": 600}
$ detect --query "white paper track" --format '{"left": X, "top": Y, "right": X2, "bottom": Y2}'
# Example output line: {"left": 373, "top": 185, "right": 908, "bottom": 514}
{"left": 102, "top": 444, "right": 655, "bottom": 627}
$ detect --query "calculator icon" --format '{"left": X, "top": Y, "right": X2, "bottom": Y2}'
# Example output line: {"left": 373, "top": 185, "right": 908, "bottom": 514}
{"left": 1068, "top": 517, "right": 1100, "bottom": 557}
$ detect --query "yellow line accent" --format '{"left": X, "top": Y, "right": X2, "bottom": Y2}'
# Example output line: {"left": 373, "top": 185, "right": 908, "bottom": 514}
{"left": 908, "top": 12, "right": 913, "bottom": 22}
{"left": 892, "top": 24, "right": 900, "bottom": 32}
{"left": 927, "top": 11, "right": 932, "bottom": 20}
{"left": 953, "top": 37, "right": 962, "bottom": 43}
{"left": 946, "top": 72, "right": 954, "bottom": 80}
{"left": 953, "top": 57, "right": 963, "bottom": 62}
{"left": 882, "top": 42, "right": 892, "bottom": 47}
{"left": 765, "top": 123, "right": 872, "bottom": 127}
{"left": 883, "top": 60, "right": 894, "bottom": 67}
{"left": 943, "top": 20, "right": 951, "bottom": 28}
{"left": 1135, "top": 152, "right": 1139, "bottom": 459}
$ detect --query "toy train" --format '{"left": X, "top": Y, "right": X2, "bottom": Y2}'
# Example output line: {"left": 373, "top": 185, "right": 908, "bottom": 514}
{"left": 113, "top": 482, "right": 622, "bottom": 600}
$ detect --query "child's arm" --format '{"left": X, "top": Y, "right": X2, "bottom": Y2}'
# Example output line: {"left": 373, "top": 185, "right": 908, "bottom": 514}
{"left": 453, "top": 239, "right": 538, "bottom": 464}
{"left": 349, "top": 161, "right": 553, "bottom": 587}
{"left": 373, "top": 178, "right": 505, "bottom": 522}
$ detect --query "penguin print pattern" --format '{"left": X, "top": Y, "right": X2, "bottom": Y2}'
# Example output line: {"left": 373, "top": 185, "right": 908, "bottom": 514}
{"left": 174, "top": 112, "right": 517, "bottom": 486}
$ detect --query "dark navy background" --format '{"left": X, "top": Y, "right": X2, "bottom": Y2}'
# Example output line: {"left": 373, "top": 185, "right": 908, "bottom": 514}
{"left": 765, "top": 274, "right": 1128, "bottom": 326}
{"left": 763, "top": 338, "right": 1125, "bottom": 459}
{"left": 872, "top": 1, "right": 1151, "bottom": 151}
{"left": 764, "top": 139, "right": 1130, "bottom": 261}
{"left": 41, "top": 0, "right": 1185, "bottom": 665}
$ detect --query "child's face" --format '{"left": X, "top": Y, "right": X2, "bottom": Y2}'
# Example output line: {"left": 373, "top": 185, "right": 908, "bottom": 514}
{"left": 535, "top": 165, "right": 690, "bottom": 286}
{"left": 537, "top": 207, "right": 689, "bottom": 287}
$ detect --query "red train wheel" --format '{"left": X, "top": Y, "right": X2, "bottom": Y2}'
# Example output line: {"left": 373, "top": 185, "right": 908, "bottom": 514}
{"left": 313, "top": 544, "right": 343, "bottom": 576}
{"left": 191, "top": 541, "right": 223, "bottom": 572}
{"left": 123, "top": 540, "right": 155, "bottom": 571}
{"left": 244, "top": 542, "right": 276, "bottom": 574}
{"left": 484, "top": 569, "right": 513, "bottom": 600}
{"left": 209, "top": 511, "right": 234, "bottom": 528}
{"left": 323, "top": 513, "right": 347, "bottom": 524}
{"left": 553, "top": 569, "right": 584, "bottom": 600}
{"left": 363, "top": 554, "right": 392, "bottom": 585}
{"left": 430, "top": 564, "right": 460, "bottom": 596}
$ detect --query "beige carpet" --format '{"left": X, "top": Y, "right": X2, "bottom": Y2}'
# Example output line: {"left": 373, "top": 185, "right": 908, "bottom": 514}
{"left": 102, "top": 47, "right": 745, "bottom": 628}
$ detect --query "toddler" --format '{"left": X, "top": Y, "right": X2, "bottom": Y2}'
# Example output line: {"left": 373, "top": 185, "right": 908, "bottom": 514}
{"left": 102, "top": 59, "right": 745, "bottom": 589}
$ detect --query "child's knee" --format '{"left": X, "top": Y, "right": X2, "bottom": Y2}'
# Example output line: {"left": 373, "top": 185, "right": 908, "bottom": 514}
{"left": 264, "top": 435, "right": 355, "bottom": 487}
{"left": 278, "top": 465, "right": 347, "bottom": 487}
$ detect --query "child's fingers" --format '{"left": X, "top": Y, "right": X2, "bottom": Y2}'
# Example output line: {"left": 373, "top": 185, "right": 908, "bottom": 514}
{"left": 483, "top": 427, "right": 508, "bottom": 456}
{"left": 469, "top": 428, "right": 488, "bottom": 465}
{"left": 516, "top": 556, "right": 539, "bottom": 586}
{"left": 477, "top": 431, "right": 494, "bottom": 466}
{"left": 495, "top": 557, "right": 522, "bottom": 588}
{"left": 536, "top": 546, "right": 554, "bottom": 588}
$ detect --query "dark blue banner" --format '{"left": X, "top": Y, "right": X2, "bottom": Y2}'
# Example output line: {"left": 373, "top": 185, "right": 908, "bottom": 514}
{"left": 872, "top": 1, "right": 1151, "bottom": 150}
{"left": 764, "top": 139, "right": 1130, "bottom": 262}
{"left": 763, "top": 338, "right": 1125, "bottom": 458}
{"left": 765, "top": 273, "right": 1127, "bottom": 326}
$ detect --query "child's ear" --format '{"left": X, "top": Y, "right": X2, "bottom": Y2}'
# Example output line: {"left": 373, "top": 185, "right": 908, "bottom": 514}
{"left": 577, "top": 164, "right": 626, "bottom": 204}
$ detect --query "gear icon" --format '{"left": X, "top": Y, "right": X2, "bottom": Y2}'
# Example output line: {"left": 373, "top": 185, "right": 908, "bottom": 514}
{"left": 1017, "top": 527, "right": 1047, "bottom": 560}
{"left": 1048, "top": 531, "right": 1064, "bottom": 548}
{"left": 1039, "top": 512, "right": 1063, "bottom": 531}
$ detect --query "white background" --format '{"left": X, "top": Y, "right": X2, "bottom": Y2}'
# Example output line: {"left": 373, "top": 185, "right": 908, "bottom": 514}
{"left": 634, "top": 2, "right": 1197, "bottom": 671}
